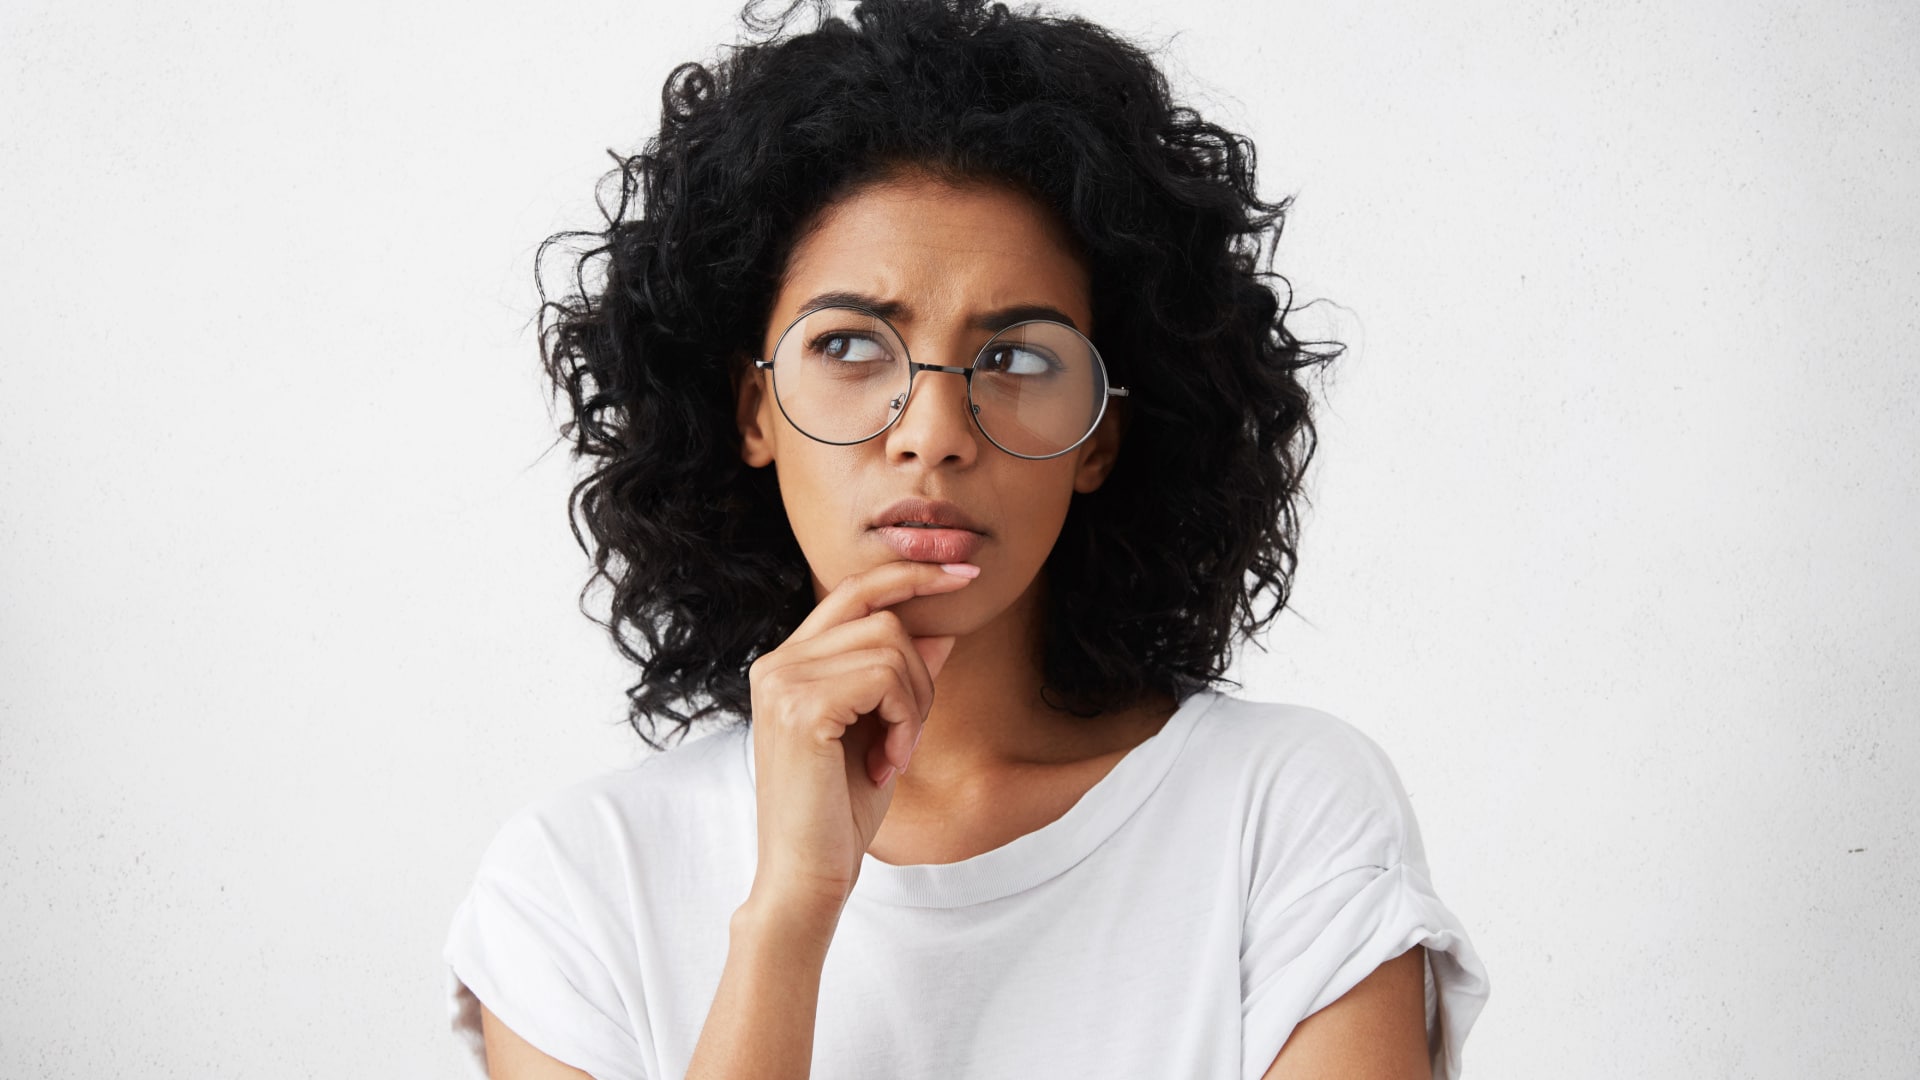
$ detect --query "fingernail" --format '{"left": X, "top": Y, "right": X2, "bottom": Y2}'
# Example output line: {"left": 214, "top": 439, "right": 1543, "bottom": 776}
{"left": 940, "top": 563, "right": 980, "bottom": 578}
{"left": 876, "top": 765, "right": 896, "bottom": 786}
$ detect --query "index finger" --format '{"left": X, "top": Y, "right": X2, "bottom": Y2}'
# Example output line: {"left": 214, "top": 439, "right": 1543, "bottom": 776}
{"left": 792, "top": 560, "right": 980, "bottom": 641}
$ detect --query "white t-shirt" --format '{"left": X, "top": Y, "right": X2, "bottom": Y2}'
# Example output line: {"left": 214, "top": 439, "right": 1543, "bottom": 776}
{"left": 443, "top": 689, "right": 1489, "bottom": 1079}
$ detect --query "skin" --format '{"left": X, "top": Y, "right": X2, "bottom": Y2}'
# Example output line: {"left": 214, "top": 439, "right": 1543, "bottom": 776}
{"left": 478, "top": 170, "right": 1429, "bottom": 1078}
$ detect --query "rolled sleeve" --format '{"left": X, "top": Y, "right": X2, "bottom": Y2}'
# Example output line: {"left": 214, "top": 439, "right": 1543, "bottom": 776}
{"left": 443, "top": 810, "right": 649, "bottom": 1080}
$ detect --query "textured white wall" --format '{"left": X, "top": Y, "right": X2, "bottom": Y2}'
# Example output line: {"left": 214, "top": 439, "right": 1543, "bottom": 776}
{"left": 2, "top": 0, "right": 1914, "bottom": 1076}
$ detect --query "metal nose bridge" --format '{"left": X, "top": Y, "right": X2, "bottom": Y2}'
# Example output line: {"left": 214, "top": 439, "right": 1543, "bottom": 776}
{"left": 888, "top": 361, "right": 981, "bottom": 417}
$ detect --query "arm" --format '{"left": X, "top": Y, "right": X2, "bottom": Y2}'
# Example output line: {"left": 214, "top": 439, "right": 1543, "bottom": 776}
{"left": 682, "top": 894, "right": 839, "bottom": 1080}
{"left": 1260, "top": 946, "right": 1430, "bottom": 1080}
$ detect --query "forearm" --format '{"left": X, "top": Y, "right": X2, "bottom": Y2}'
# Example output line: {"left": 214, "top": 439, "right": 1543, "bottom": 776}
{"left": 684, "top": 894, "right": 840, "bottom": 1080}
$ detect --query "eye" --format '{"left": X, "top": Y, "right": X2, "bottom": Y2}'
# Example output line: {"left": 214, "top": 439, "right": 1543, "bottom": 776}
{"left": 810, "top": 332, "right": 892, "bottom": 364}
{"left": 979, "top": 344, "right": 1059, "bottom": 376}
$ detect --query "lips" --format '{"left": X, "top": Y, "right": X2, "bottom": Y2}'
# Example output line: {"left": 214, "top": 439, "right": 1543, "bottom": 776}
{"left": 869, "top": 497, "right": 985, "bottom": 533}
{"left": 870, "top": 497, "right": 986, "bottom": 563}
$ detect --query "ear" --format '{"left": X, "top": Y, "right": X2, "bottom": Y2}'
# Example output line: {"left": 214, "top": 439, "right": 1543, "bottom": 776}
{"left": 734, "top": 359, "right": 776, "bottom": 468}
{"left": 1070, "top": 399, "right": 1126, "bottom": 494}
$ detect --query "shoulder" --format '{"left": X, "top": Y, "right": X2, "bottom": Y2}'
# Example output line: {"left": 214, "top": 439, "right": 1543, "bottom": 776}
{"left": 475, "top": 722, "right": 754, "bottom": 885}
{"left": 1181, "top": 691, "right": 1426, "bottom": 875}
{"left": 444, "top": 732, "right": 761, "bottom": 1080}
{"left": 1196, "top": 695, "right": 1491, "bottom": 1074}
{"left": 1188, "top": 692, "right": 1404, "bottom": 780}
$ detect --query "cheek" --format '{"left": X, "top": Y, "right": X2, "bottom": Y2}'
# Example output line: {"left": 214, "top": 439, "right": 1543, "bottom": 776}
{"left": 1018, "top": 493, "right": 1068, "bottom": 543}
{"left": 994, "top": 466, "right": 1078, "bottom": 570}
{"left": 769, "top": 446, "right": 868, "bottom": 589}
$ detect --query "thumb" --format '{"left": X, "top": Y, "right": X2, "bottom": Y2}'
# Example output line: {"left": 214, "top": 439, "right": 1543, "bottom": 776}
{"left": 912, "top": 635, "right": 958, "bottom": 682}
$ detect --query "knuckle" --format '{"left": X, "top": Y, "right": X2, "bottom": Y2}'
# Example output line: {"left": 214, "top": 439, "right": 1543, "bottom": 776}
{"left": 887, "top": 650, "right": 915, "bottom": 682}
{"left": 752, "top": 661, "right": 792, "bottom": 697}
{"left": 862, "top": 655, "right": 906, "bottom": 695}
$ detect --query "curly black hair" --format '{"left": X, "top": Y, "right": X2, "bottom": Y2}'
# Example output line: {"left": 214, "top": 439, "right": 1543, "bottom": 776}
{"left": 537, "top": 0, "right": 1340, "bottom": 751}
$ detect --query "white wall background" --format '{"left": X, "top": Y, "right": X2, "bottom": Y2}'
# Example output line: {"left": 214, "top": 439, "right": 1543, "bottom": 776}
{"left": 3, "top": 0, "right": 1915, "bottom": 1075}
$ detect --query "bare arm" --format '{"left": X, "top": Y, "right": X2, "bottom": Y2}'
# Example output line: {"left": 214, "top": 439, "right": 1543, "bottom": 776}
{"left": 1261, "top": 946, "right": 1430, "bottom": 1080}
{"left": 682, "top": 893, "right": 841, "bottom": 1080}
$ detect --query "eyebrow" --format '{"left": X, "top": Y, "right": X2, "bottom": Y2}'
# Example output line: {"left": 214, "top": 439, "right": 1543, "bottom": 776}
{"left": 795, "top": 290, "right": 1082, "bottom": 334}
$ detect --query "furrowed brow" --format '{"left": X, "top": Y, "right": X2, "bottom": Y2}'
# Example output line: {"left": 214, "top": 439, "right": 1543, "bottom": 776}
{"left": 795, "top": 291, "right": 1080, "bottom": 333}
{"left": 796, "top": 291, "right": 908, "bottom": 321}
{"left": 971, "top": 304, "right": 1080, "bottom": 333}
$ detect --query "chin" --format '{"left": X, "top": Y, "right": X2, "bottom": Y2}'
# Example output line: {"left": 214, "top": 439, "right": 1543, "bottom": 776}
{"left": 890, "top": 590, "right": 1001, "bottom": 638}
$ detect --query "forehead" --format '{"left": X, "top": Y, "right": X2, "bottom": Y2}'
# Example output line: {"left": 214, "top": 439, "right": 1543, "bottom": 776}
{"left": 769, "top": 173, "right": 1092, "bottom": 337}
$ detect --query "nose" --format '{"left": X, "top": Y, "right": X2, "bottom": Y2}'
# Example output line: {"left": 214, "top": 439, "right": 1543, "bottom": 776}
{"left": 883, "top": 362, "right": 980, "bottom": 467}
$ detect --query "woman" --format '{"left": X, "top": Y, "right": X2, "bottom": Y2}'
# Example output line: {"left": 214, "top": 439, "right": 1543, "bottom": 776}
{"left": 444, "top": 1, "right": 1488, "bottom": 1077}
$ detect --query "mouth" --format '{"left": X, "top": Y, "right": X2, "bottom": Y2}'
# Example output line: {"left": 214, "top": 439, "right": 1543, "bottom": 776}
{"left": 869, "top": 496, "right": 986, "bottom": 535}
{"left": 872, "top": 523, "right": 987, "bottom": 564}
{"left": 868, "top": 497, "right": 988, "bottom": 563}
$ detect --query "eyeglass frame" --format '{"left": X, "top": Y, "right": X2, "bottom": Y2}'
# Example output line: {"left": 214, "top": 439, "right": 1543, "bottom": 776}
{"left": 750, "top": 304, "right": 1131, "bottom": 461}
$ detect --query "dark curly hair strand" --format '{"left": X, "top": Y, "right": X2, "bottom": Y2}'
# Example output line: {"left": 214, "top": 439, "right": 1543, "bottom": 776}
{"left": 537, "top": 0, "right": 1340, "bottom": 751}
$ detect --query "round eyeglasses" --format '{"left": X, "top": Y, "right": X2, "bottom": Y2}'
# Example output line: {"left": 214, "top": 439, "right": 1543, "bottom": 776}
{"left": 752, "top": 305, "right": 1130, "bottom": 460}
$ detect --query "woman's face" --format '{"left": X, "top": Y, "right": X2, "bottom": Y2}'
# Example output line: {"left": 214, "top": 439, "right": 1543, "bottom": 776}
{"left": 735, "top": 170, "right": 1123, "bottom": 637}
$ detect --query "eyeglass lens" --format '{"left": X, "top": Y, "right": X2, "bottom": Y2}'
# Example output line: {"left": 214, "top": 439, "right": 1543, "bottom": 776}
{"left": 768, "top": 306, "right": 1109, "bottom": 458}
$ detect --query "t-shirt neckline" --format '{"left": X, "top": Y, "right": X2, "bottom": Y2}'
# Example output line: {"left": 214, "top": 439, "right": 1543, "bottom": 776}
{"left": 740, "top": 689, "right": 1218, "bottom": 909}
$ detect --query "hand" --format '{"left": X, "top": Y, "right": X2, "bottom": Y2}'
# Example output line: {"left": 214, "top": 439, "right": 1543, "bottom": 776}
{"left": 742, "top": 559, "right": 976, "bottom": 923}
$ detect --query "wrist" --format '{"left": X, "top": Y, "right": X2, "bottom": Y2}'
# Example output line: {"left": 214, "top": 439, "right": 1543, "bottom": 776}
{"left": 732, "top": 889, "right": 843, "bottom": 958}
